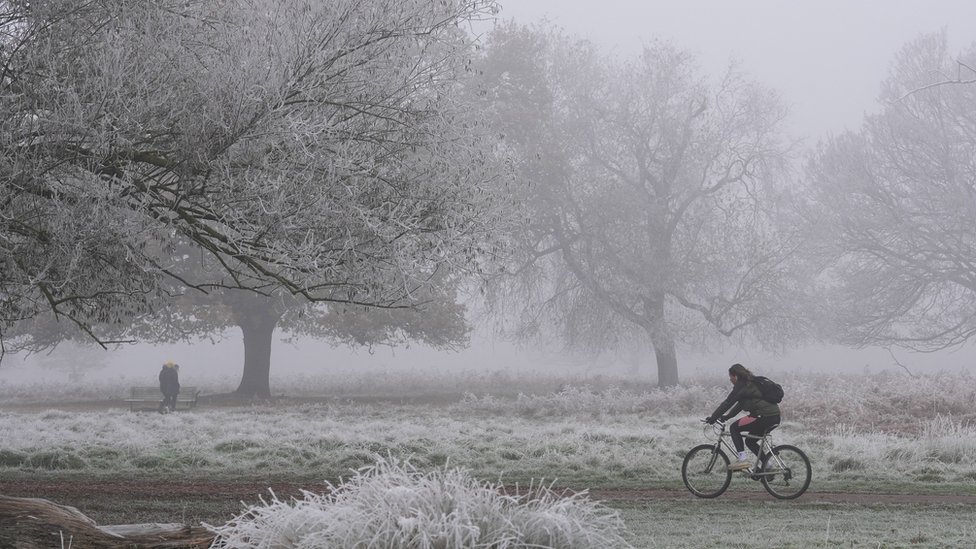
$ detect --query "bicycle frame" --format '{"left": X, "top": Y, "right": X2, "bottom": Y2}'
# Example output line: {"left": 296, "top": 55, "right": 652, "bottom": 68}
{"left": 705, "top": 421, "right": 785, "bottom": 478}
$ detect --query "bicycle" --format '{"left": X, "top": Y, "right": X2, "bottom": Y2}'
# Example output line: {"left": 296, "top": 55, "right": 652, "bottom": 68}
{"left": 681, "top": 419, "right": 811, "bottom": 499}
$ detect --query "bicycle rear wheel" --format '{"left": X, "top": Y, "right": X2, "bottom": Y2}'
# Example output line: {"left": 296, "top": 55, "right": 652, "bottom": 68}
{"left": 681, "top": 444, "right": 732, "bottom": 498}
{"left": 760, "top": 444, "right": 811, "bottom": 499}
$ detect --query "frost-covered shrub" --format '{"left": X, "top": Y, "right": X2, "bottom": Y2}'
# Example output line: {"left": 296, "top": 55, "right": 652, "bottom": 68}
{"left": 886, "top": 415, "right": 976, "bottom": 466}
{"left": 784, "top": 371, "right": 976, "bottom": 434}
{"left": 207, "top": 459, "right": 633, "bottom": 549}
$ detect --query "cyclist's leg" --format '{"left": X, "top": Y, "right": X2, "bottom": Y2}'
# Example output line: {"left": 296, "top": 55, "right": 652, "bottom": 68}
{"left": 745, "top": 415, "right": 781, "bottom": 460}
{"left": 729, "top": 417, "right": 756, "bottom": 454}
{"left": 727, "top": 418, "right": 756, "bottom": 470}
{"left": 729, "top": 417, "right": 763, "bottom": 470}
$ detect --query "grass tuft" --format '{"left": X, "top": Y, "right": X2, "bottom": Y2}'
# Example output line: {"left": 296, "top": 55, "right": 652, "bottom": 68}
{"left": 28, "top": 449, "right": 85, "bottom": 470}
{"left": 830, "top": 457, "right": 865, "bottom": 472}
{"left": 206, "top": 458, "right": 633, "bottom": 549}
{"left": 0, "top": 449, "right": 27, "bottom": 467}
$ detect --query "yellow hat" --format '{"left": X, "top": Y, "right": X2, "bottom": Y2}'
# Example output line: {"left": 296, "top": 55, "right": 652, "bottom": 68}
{"left": 164, "top": 361, "right": 176, "bottom": 367}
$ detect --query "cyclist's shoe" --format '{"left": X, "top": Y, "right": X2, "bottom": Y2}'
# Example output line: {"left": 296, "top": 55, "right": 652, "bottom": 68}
{"left": 727, "top": 458, "right": 751, "bottom": 471}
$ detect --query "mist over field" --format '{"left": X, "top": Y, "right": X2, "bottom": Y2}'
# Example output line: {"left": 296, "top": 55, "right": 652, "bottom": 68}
{"left": 3, "top": 333, "right": 975, "bottom": 396}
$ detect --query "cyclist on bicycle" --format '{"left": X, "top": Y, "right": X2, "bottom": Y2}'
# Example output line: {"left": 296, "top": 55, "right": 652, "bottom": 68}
{"left": 704, "top": 363, "right": 780, "bottom": 471}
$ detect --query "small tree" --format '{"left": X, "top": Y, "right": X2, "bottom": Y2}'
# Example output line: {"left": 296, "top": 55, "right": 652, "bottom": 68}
{"left": 476, "top": 24, "right": 795, "bottom": 386}
{"left": 803, "top": 31, "right": 976, "bottom": 351}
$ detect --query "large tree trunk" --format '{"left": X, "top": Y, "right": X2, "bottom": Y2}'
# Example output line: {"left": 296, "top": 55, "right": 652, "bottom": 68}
{"left": 236, "top": 315, "right": 276, "bottom": 398}
{"left": 625, "top": 345, "right": 641, "bottom": 376}
{"left": 230, "top": 296, "right": 282, "bottom": 399}
{"left": 646, "top": 299, "right": 679, "bottom": 387}
{"left": 652, "top": 336, "right": 679, "bottom": 387}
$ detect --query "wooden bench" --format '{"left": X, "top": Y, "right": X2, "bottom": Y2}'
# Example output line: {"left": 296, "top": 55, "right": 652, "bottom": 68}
{"left": 125, "top": 387, "right": 201, "bottom": 412}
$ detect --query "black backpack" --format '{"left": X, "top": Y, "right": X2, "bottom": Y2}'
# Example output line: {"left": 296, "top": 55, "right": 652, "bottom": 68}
{"left": 753, "top": 376, "right": 784, "bottom": 404}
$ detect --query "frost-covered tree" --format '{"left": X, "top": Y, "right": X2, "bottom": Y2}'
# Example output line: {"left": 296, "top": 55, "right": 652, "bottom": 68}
{"left": 476, "top": 24, "right": 795, "bottom": 386}
{"left": 0, "top": 0, "right": 504, "bottom": 352}
{"left": 803, "top": 32, "right": 976, "bottom": 351}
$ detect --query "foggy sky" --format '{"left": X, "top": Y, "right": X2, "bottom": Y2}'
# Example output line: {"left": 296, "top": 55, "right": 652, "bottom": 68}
{"left": 491, "top": 0, "right": 976, "bottom": 140}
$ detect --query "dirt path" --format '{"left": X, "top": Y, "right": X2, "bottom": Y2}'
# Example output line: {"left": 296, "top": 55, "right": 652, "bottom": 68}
{"left": 4, "top": 479, "right": 976, "bottom": 506}
{"left": 586, "top": 487, "right": 976, "bottom": 505}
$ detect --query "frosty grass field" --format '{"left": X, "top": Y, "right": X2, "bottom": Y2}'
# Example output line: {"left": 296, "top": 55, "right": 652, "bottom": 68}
{"left": 1, "top": 367, "right": 976, "bottom": 547}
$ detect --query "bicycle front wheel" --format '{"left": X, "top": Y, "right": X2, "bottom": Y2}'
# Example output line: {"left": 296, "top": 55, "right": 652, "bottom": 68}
{"left": 761, "top": 444, "right": 811, "bottom": 499}
{"left": 681, "top": 444, "right": 732, "bottom": 498}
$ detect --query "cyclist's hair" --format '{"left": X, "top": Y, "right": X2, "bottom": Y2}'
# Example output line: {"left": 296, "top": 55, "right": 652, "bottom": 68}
{"left": 728, "top": 363, "right": 754, "bottom": 380}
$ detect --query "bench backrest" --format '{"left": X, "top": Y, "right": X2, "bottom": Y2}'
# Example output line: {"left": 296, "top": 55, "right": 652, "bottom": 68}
{"left": 129, "top": 386, "right": 199, "bottom": 399}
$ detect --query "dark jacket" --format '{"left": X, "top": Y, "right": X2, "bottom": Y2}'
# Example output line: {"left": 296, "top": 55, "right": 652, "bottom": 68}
{"left": 159, "top": 366, "right": 180, "bottom": 396}
{"left": 709, "top": 377, "right": 780, "bottom": 421}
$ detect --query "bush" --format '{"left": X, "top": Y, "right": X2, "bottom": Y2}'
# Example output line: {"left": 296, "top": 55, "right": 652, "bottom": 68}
{"left": 207, "top": 458, "right": 633, "bottom": 548}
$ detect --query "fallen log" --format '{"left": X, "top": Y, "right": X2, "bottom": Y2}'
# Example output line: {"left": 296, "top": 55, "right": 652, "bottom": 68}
{"left": 0, "top": 495, "right": 216, "bottom": 548}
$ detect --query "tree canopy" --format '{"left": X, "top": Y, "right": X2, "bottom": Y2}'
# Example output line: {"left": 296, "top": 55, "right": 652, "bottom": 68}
{"left": 1, "top": 0, "right": 505, "bottom": 352}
